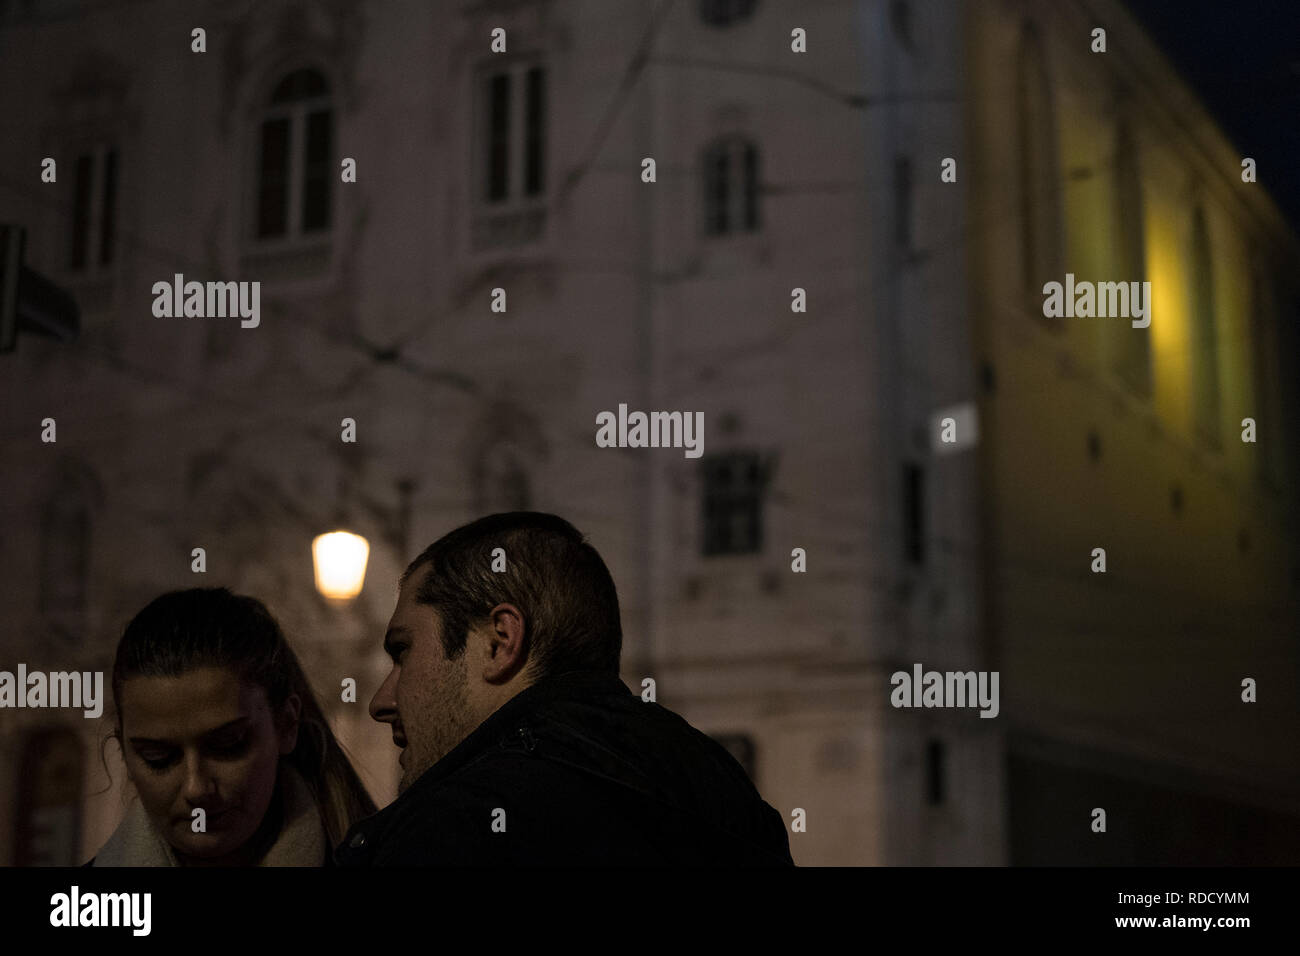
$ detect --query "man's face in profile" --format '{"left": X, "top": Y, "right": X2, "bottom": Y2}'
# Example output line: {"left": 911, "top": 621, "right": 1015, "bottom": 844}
{"left": 370, "top": 565, "right": 479, "bottom": 794}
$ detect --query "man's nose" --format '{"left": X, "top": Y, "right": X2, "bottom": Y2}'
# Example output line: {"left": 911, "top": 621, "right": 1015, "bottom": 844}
{"left": 369, "top": 667, "right": 399, "bottom": 724}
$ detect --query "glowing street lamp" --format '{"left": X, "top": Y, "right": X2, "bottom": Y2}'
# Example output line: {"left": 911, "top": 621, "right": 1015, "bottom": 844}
{"left": 312, "top": 531, "right": 370, "bottom": 601}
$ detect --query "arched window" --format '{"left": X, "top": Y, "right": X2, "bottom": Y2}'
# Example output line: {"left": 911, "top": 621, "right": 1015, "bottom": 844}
{"left": 256, "top": 68, "right": 333, "bottom": 239}
{"left": 1112, "top": 119, "right": 1150, "bottom": 395}
{"left": 1189, "top": 205, "right": 1220, "bottom": 447}
{"left": 702, "top": 135, "right": 760, "bottom": 236}
{"left": 1015, "top": 23, "right": 1063, "bottom": 306}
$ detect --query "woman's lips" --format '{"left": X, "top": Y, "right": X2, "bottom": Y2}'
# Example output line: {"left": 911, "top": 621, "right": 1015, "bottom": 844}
{"left": 178, "top": 808, "right": 235, "bottom": 828}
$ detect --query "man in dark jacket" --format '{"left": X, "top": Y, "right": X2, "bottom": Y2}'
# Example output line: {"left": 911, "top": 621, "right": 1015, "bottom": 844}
{"left": 335, "top": 512, "right": 793, "bottom": 866}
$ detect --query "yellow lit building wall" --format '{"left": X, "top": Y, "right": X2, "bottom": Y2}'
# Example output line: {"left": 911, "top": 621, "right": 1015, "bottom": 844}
{"left": 967, "top": 0, "right": 1299, "bottom": 812}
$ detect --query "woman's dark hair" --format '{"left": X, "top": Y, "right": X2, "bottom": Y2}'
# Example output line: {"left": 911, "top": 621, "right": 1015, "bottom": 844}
{"left": 108, "top": 587, "right": 376, "bottom": 848}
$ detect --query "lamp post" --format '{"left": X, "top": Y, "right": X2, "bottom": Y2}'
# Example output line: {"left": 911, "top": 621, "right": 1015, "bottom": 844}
{"left": 312, "top": 478, "right": 415, "bottom": 602}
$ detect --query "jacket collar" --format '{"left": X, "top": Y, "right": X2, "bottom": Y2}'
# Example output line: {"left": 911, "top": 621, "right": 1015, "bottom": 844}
{"left": 360, "top": 670, "right": 630, "bottom": 831}
{"left": 93, "top": 763, "right": 327, "bottom": 866}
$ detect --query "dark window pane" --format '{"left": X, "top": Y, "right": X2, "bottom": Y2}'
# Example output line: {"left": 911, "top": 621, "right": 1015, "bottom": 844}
{"left": 302, "top": 109, "right": 332, "bottom": 232}
{"left": 271, "top": 68, "right": 328, "bottom": 104}
{"left": 69, "top": 153, "right": 92, "bottom": 270}
{"left": 525, "top": 67, "right": 545, "bottom": 196}
{"left": 257, "top": 117, "right": 291, "bottom": 238}
{"left": 705, "top": 147, "right": 729, "bottom": 235}
{"left": 743, "top": 142, "right": 758, "bottom": 230}
{"left": 926, "top": 739, "right": 945, "bottom": 805}
{"left": 487, "top": 73, "right": 511, "bottom": 201}
{"left": 99, "top": 148, "right": 117, "bottom": 265}
{"left": 904, "top": 462, "right": 924, "bottom": 565}
{"left": 894, "top": 155, "right": 912, "bottom": 249}
{"left": 702, "top": 452, "right": 764, "bottom": 556}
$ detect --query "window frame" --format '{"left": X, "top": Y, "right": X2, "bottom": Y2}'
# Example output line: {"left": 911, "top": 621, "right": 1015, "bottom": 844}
{"left": 469, "top": 56, "right": 549, "bottom": 251}
{"left": 65, "top": 141, "right": 119, "bottom": 277}
{"left": 701, "top": 134, "right": 760, "bottom": 238}
{"left": 251, "top": 67, "right": 335, "bottom": 246}
{"left": 700, "top": 450, "right": 768, "bottom": 557}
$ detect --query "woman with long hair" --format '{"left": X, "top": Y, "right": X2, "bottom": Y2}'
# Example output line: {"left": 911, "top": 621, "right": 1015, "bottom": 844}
{"left": 88, "top": 587, "right": 376, "bottom": 866}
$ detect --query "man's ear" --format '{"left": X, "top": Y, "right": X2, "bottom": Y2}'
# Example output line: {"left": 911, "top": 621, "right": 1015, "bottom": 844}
{"left": 483, "top": 604, "right": 528, "bottom": 679}
{"left": 278, "top": 693, "right": 302, "bottom": 755}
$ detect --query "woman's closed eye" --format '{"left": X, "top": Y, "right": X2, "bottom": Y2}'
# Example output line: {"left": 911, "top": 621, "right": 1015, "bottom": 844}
{"left": 135, "top": 733, "right": 249, "bottom": 770}
{"left": 138, "top": 749, "right": 177, "bottom": 771}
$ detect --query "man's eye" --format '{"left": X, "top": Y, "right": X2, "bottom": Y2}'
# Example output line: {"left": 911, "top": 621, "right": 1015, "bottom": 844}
{"left": 139, "top": 751, "right": 176, "bottom": 770}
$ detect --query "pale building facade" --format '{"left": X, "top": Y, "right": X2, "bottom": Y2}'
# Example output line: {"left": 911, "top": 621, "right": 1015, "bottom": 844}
{"left": 0, "top": 0, "right": 1294, "bottom": 867}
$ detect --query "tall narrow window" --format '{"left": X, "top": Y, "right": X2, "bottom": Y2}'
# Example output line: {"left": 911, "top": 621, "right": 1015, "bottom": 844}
{"left": 926, "top": 738, "right": 946, "bottom": 805}
{"left": 903, "top": 462, "right": 925, "bottom": 566}
{"left": 524, "top": 66, "right": 546, "bottom": 197}
{"left": 256, "top": 68, "right": 333, "bottom": 240}
{"left": 1112, "top": 120, "right": 1150, "bottom": 395}
{"left": 1015, "top": 23, "right": 1063, "bottom": 309}
{"left": 702, "top": 451, "right": 767, "bottom": 555}
{"left": 486, "top": 73, "right": 511, "bottom": 202}
{"left": 473, "top": 61, "right": 548, "bottom": 249}
{"left": 67, "top": 145, "right": 118, "bottom": 273}
{"left": 99, "top": 148, "right": 117, "bottom": 265}
{"left": 702, "top": 136, "right": 760, "bottom": 237}
{"left": 894, "top": 154, "right": 914, "bottom": 252}
{"left": 302, "top": 108, "right": 333, "bottom": 231}
{"left": 70, "top": 153, "right": 92, "bottom": 270}
{"left": 479, "top": 63, "right": 547, "bottom": 204}
{"left": 1189, "top": 206, "right": 1220, "bottom": 448}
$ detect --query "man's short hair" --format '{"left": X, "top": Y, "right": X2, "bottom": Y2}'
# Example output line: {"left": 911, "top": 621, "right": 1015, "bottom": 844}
{"left": 400, "top": 512, "right": 622, "bottom": 680}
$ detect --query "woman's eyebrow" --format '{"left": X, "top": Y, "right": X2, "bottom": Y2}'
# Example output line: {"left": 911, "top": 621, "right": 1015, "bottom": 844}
{"left": 128, "top": 716, "right": 250, "bottom": 747}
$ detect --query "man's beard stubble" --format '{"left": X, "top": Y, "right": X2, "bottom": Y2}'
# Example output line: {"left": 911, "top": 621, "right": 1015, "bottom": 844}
{"left": 397, "top": 654, "right": 475, "bottom": 795}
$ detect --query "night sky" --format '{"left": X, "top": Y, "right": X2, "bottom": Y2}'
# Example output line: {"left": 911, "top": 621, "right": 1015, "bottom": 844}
{"left": 1124, "top": 0, "right": 1300, "bottom": 230}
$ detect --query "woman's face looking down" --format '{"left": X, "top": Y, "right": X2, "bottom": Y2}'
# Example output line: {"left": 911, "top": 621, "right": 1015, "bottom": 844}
{"left": 119, "top": 666, "right": 299, "bottom": 862}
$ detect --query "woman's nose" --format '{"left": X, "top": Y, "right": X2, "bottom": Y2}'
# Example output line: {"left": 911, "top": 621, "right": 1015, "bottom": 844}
{"left": 180, "top": 752, "right": 217, "bottom": 806}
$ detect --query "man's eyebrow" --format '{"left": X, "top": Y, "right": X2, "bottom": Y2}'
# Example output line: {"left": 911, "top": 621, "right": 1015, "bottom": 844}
{"left": 128, "top": 716, "right": 250, "bottom": 747}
